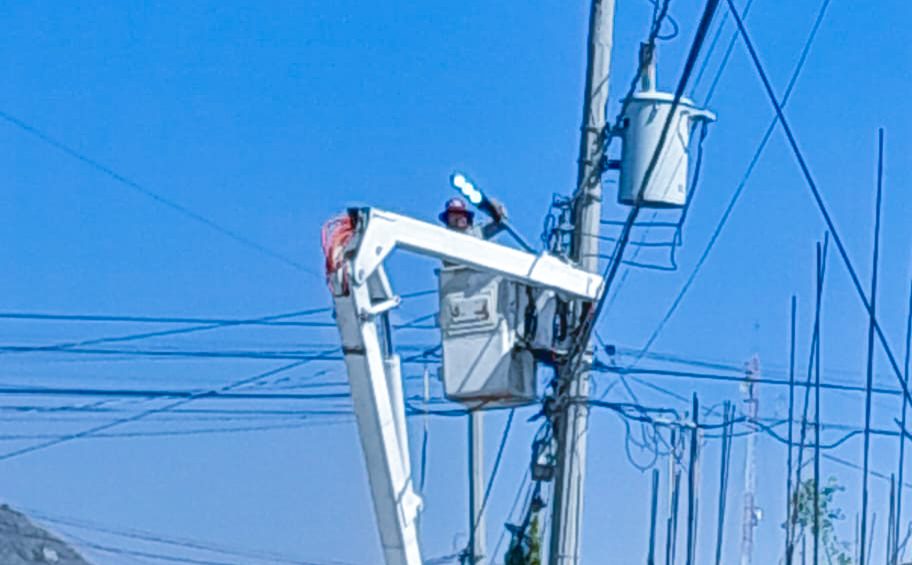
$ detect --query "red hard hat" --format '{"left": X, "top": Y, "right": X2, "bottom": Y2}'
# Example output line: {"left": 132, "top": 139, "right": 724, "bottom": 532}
{"left": 439, "top": 197, "right": 474, "bottom": 223}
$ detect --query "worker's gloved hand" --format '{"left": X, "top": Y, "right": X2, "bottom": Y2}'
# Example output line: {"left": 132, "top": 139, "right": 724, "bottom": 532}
{"left": 487, "top": 198, "right": 508, "bottom": 223}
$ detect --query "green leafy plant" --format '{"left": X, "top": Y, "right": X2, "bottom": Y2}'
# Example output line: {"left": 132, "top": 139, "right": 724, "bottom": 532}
{"left": 787, "top": 477, "right": 853, "bottom": 564}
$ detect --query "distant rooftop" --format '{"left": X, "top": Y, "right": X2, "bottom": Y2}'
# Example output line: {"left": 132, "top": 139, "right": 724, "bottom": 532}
{"left": 0, "top": 505, "right": 91, "bottom": 565}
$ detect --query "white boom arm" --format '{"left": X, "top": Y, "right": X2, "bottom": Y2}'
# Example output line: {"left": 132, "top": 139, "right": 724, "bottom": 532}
{"left": 328, "top": 208, "right": 602, "bottom": 565}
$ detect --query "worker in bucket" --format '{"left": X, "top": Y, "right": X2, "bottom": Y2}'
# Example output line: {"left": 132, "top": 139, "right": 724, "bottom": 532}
{"left": 438, "top": 197, "right": 504, "bottom": 240}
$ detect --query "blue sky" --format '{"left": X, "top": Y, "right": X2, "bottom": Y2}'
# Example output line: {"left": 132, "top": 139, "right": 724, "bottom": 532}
{"left": 2, "top": 1, "right": 911, "bottom": 563}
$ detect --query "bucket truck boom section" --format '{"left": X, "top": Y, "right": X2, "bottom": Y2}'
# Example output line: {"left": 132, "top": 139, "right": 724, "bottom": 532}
{"left": 324, "top": 208, "right": 602, "bottom": 565}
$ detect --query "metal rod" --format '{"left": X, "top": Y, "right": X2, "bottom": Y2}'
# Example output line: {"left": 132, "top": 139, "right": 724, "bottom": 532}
{"left": 786, "top": 295, "right": 798, "bottom": 565}
{"left": 649, "top": 469, "right": 660, "bottom": 565}
{"left": 715, "top": 403, "right": 733, "bottom": 565}
{"left": 686, "top": 394, "right": 699, "bottom": 565}
{"left": 897, "top": 280, "right": 912, "bottom": 565}
{"left": 813, "top": 249, "right": 822, "bottom": 565}
{"left": 666, "top": 430, "right": 681, "bottom": 565}
{"left": 792, "top": 235, "right": 827, "bottom": 557}
{"left": 860, "top": 128, "right": 885, "bottom": 565}
{"left": 889, "top": 475, "right": 897, "bottom": 565}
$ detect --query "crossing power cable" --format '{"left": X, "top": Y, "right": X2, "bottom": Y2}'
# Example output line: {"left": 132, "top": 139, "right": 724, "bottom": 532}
{"left": 0, "top": 420, "right": 351, "bottom": 441}
{"left": 0, "top": 289, "right": 436, "bottom": 356}
{"left": 25, "top": 507, "right": 342, "bottom": 565}
{"left": 0, "top": 309, "right": 333, "bottom": 356}
{"left": 724, "top": 0, "right": 912, "bottom": 410}
{"left": 0, "top": 359, "right": 312, "bottom": 462}
{"left": 0, "top": 311, "right": 333, "bottom": 327}
{"left": 630, "top": 0, "right": 833, "bottom": 366}
{"left": 0, "top": 109, "right": 319, "bottom": 277}
{"left": 0, "top": 110, "right": 322, "bottom": 278}
{"left": 562, "top": 0, "right": 723, "bottom": 392}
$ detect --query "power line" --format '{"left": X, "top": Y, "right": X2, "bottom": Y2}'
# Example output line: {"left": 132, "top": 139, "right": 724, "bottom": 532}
{"left": 0, "top": 419, "right": 351, "bottom": 441}
{"left": 0, "top": 346, "right": 337, "bottom": 361}
{"left": 0, "top": 289, "right": 437, "bottom": 356}
{"left": 631, "top": 0, "right": 833, "bottom": 365}
{"left": 0, "top": 311, "right": 333, "bottom": 327}
{"left": 0, "top": 109, "right": 318, "bottom": 277}
{"left": 25, "top": 507, "right": 350, "bottom": 565}
{"left": 0, "top": 360, "right": 309, "bottom": 462}
{"left": 725, "top": 0, "right": 912, "bottom": 408}
{"left": 0, "top": 384, "right": 350, "bottom": 401}
{"left": 594, "top": 363, "right": 912, "bottom": 398}
{"left": 563, "top": 0, "right": 723, "bottom": 389}
{"left": 0, "top": 309, "right": 334, "bottom": 356}
{"left": 701, "top": 0, "right": 757, "bottom": 104}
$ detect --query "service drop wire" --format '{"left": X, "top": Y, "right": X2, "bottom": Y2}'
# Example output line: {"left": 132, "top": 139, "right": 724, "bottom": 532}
{"left": 0, "top": 358, "right": 317, "bottom": 463}
{"left": 726, "top": 0, "right": 912, "bottom": 413}
{"left": 631, "top": 0, "right": 833, "bottom": 369}
{"left": 561, "top": 0, "right": 723, "bottom": 390}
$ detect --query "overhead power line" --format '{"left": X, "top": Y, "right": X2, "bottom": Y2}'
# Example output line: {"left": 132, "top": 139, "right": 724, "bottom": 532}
{"left": 0, "top": 359, "right": 312, "bottom": 462}
{"left": 0, "top": 289, "right": 437, "bottom": 356}
{"left": 0, "top": 311, "right": 332, "bottom": 327}
{"left": 0, "top": 384, "right": 350, "bottom": 401}
{"left": 0, "top": 110, "right": 318, "bottom": 276}
{"left": 565, "top": 0, "right": 722, "bottom": 381}
{"left": 26, "top": 506, "right": 339, "bottom": 565}
{"left": 631, "top": 0, "right": 833, "bottom": 364}
{"left": 0, "top": 420, "right": 351, "bottom": 441}
{"left": 0, "top": 308, "right": 334, "bottom": 356}
{"left": 0, "top": 289, "right": 437, "bottom": 329}
{"left": 725, "top": 0, "right": 912, "bottom": 409}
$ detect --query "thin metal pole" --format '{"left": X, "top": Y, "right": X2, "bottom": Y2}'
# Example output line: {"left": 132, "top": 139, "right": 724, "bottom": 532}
{"left": 868, "top": 513, "right": 877, "bottom": 563}
{"left": 550, "top": 1, "right": 615, "bottom": 562}
{"left": 813, "top": 257, "right": 822, "bottom": 565}
{"left": 666, "top": 470, "right": 681, "bottom": 565}
{"left": 897, "top": 280, "right": 912, "bottom": 565}
{"left": 891, "top": 485, "right": 896, "bottom": 563}
{"left": 686, "top": 395, "right": 700, "bottom": 565}
{"left": 785, "top": 296, "right": 797, "bottom": 565}
{"left": 649, "top": 469, "right": 660, "bottom": 565}
{"left": 666, "top": 429, "right": 681, "bottom": 565}
{"left": 792, "top": 236, "right": 827, "bottom": 563}
{"left": 860, "top": 128, "right": 885, "bottom": 565}
{"left": 715, "top": 403, "right": 733, "bottom": 565}
{"left": 855, "top": 513, "right": 860, "bottom": 563}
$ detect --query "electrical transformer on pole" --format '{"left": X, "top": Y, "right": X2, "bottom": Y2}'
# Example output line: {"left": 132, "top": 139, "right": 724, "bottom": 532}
{"left": 549, "top": 1, "right": 616, "bottom": 563}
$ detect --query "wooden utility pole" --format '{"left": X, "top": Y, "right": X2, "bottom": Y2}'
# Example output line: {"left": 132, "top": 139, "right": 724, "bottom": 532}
{"left": 548, "top": 1, "right": 615, "bottom": 563}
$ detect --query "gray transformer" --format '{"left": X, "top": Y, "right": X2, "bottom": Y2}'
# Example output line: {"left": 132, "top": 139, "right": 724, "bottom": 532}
{"left": 438, "top": 266, "right": 539, "bottom": 407}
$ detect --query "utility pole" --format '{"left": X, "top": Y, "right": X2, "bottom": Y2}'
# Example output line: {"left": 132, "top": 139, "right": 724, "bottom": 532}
{"left": 548, "top": 1, "right": 615, "bottom": 563}
{"left": 740, "top": 356, "right": 760, "bottom": 565}
{"left": 467, "top": 411, "right": 485, "bottom": 564}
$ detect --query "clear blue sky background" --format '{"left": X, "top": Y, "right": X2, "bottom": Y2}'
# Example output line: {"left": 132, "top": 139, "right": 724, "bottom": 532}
{"left": 2, "top": 1, "right": 911, "bottom": 563}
